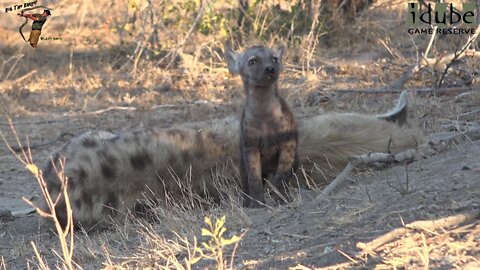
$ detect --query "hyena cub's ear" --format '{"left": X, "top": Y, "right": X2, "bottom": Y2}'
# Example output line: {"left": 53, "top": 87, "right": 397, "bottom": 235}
{"left": 226, "top": 48, "right": 240, "bottom": 75}
{"left": 275, "top": 46, "right": 285, "bottom": 61}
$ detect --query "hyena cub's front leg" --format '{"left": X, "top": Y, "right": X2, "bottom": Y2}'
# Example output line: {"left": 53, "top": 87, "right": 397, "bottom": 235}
{"left": 239, "top": 141, "right": 265, "bottom": 207}
{"left": 271, "top": 140, "right": 298, "bottom": 203}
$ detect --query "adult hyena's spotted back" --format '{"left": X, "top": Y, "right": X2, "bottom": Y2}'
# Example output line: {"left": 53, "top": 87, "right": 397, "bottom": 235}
{"left": 41, "top": 125, "right": 233, "bottom": 231}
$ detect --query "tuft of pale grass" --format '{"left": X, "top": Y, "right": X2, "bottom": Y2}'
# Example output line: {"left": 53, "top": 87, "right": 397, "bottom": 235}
{"left": 0, "top": 257, "right": 6, "bottom": 270}
{"left": 0, "top": 118, "right": 76, "bottom": 270}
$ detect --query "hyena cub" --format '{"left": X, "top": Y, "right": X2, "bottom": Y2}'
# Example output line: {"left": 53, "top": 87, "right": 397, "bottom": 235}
{"left": 226, "top": 46, "right": 298, "bottom": 208}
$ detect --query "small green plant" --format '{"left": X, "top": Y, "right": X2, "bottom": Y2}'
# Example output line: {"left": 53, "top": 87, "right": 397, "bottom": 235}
{"left": 197, "top": 216, "right": 243, "bottom": 270}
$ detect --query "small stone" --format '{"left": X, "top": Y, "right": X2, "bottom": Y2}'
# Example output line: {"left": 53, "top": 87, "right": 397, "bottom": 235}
{"left": 0, "top": 209, "right": 14, "bottom": 222}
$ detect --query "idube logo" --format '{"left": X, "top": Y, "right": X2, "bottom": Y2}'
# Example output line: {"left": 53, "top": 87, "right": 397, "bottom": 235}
{"left": 408, "top": 2, "right": 479, "bottom": 35}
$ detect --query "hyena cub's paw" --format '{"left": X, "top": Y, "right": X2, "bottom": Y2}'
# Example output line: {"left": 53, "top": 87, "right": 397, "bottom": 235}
{"left": 247, "top": 199, "right": 266, "bottom": 208}
{"left": 242, "top": 193, "right": 266, "bottom": 208}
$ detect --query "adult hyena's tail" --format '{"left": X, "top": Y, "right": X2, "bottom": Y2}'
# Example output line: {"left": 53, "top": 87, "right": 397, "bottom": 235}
{"left": 376, "top": 90, "right": 408, "bottom": 126}
{"left": 297, "top": 91, "right": 423, "bottom": 185}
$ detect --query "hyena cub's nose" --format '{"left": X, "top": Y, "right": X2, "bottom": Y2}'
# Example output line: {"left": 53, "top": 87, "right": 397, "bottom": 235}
{"left": 265, "top": 65, "right": 275, "bottom": 74}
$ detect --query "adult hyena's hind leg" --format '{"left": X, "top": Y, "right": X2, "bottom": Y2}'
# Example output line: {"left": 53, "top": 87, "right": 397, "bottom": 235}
{"left": 377, "top": 91, "right": 408, "bottom": 126}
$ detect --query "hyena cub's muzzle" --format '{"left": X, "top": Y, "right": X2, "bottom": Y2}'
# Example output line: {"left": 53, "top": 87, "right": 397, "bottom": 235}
{"left": 264, "top": 65, "right": 279, "bottom": 81}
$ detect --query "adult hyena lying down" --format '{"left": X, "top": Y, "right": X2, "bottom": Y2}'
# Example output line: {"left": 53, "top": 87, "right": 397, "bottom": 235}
{"left": 41, "top": 122, "right": 238, "bottom": 230}
{"left": 39, "top": 93, "right": 422, "bottom": 231}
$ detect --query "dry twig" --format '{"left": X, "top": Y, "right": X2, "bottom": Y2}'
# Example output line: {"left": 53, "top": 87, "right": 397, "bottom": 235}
{"left": 390, "top": 22, "right": 480, "bottom": 89}
{"left": 390, "top": 25, "right": 438, "bottom": 89}
{"left": 317, "top": 149, "right": 416, "bottom": 199}
{"left": 356, "top": 211, "right": 480, "bottom": 253}
{"left": 331, "top": 86, "right": 474, "bottom": 95}
{"left": 437, "top": 25, "right": 480, "bottom": 87}
{"left": 9, "top": 132, "right": 74, "bottom": 152}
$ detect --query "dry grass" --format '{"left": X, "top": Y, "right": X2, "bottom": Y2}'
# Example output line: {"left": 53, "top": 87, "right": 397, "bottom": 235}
{"left": 1, "top": 0, "right": 477, "bottom": 115}
{"left": 366, "top": 221, "right": 480, "bottom": 269}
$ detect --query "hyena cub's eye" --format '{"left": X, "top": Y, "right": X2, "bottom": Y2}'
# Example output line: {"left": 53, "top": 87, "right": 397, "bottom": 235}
{"left": 272, "top": 56, "right": 279, "bottom": 63}
{"left": 248, "top": 58, "right": 257, "bottom": 65}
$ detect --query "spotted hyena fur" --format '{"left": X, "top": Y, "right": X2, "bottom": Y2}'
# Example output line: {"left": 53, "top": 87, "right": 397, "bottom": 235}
{"left": 40, "top": 119, "right": 239, "bottom": 231}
